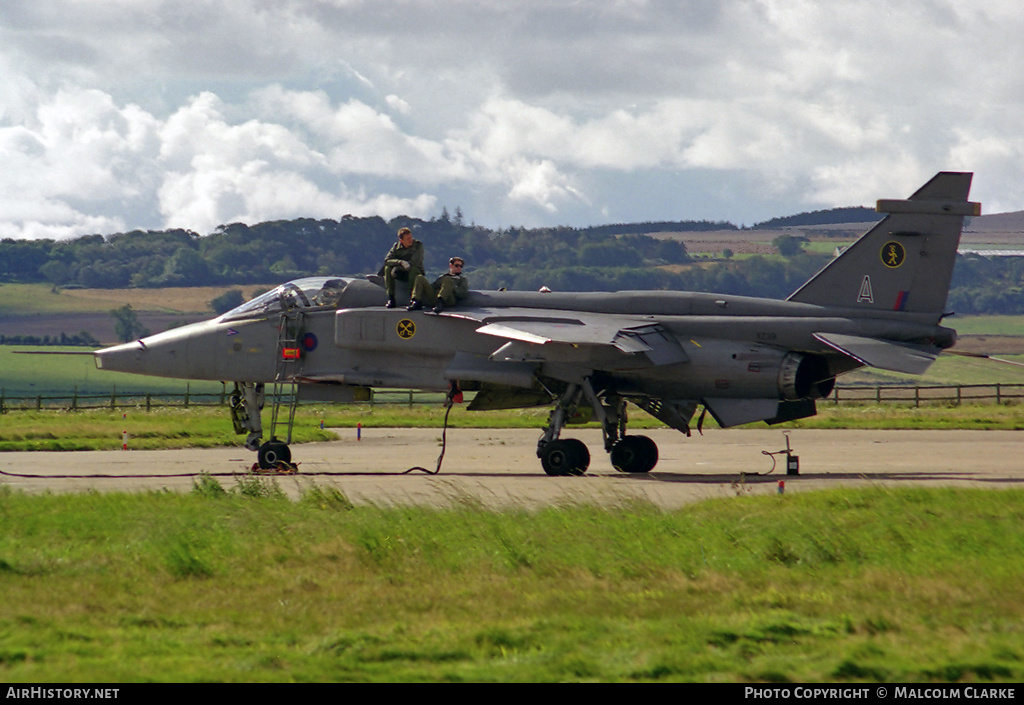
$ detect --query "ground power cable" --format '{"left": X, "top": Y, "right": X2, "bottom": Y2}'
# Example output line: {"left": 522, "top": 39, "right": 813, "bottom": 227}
{"left": 402, "top": 393, "right": 456, "bottom": 475}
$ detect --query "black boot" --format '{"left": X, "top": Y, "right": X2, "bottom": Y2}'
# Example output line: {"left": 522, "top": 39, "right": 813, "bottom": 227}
{"left": 385, "top": 297, "right": 396, "bottom": 309}
{"left": 407, "top": 299, "right": 423, "bottom": 311}
{"left": 432, "top": 300, "right": 445, "bottom": 314}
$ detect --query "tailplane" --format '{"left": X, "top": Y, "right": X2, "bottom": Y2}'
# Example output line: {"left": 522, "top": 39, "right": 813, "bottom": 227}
{"left": 787, "top": 172, "right": 980, "bottom": 318}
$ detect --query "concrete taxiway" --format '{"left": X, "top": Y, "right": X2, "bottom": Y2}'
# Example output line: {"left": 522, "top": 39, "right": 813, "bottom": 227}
{"left": 1, "top": 428, "right": 1021, "bottom": 508}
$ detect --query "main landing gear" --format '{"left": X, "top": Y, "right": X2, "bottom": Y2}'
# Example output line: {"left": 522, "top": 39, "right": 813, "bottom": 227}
{"left": 536, "top": 379, "right": 659, "bottom": 476}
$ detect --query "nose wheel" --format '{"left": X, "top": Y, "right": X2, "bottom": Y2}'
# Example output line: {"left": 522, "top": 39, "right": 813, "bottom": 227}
{"left": 257, "top": 439, "right": 292, "bottom": 470}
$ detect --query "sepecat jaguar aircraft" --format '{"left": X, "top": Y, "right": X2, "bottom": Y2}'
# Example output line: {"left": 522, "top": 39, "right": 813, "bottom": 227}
{"left": 95, "top": 172, "right": 980, "bottom": 475}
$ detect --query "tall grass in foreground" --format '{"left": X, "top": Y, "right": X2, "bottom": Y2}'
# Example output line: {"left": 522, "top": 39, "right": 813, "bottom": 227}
{"left": 1, "top": 484, "right": 1022, "bottom": 682}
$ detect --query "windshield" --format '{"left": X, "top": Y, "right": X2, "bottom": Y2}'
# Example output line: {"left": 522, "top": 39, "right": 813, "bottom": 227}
{"left": 220, "top": 277, "right": 353, "bottom": 321}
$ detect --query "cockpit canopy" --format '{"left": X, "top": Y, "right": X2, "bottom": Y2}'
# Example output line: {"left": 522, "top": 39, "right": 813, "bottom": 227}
{"left": 220, "top": 277, "right": 354, "bottom": 321}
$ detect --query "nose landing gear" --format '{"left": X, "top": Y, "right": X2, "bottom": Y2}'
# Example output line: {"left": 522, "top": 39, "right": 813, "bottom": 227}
{"left": 257, "top": 438, "right": 293, "bottom": 472}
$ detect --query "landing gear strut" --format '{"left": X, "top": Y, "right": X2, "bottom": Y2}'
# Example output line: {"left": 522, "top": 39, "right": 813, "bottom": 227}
{"left": 537, "top": 383, "right": 591, "bottom": 476}
{"left": 536, "top": 378, "right": 660, "bottom": 475}
{"left": 229, "top": 382, "right": 265, "bottom": 452}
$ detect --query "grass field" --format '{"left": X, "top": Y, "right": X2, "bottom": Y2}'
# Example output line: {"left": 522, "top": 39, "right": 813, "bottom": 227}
{"left": 0, "top": 283, "right": 264, "bottom": 316}
{"left": 1, "top": 485, "right": 1021, "bottom": 682}
{"left": 839, "top": 353, "right": 1024, "bottom": 386}
{"left": 2, "top": 292, "right": 1023, "bottom": 683}
{"left": 2, "top": 402, "right": 1024, "bottom": 453}
{"left": 950, "top": 315, "right": 1024, "bottom": 336}
{"left": 0, "top": 347, "right": 224, "bottom": 397}
{"left": 0, "top": 408, "right": 336, "bottom": 452}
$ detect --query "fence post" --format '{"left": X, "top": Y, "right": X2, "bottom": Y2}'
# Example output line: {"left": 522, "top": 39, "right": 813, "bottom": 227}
{"left": 185, "top": 383, "right": 190, "bottom": 408}
{"left": 997, "top": 383, "right": 1002, "bottom": 405}
{"left": 110, "top": 385, "right": 116, "bottom": 410}
{"left": 146, "top": 393, "right": 151, "bottom": 412}
{"left": 914, "top": 386, "right": 919, "bottom": 408}
{"left": 957, "top": 385, "right": 962, "bottom": 406}
{"left": 408, "top": 390, "right": 414, "bottom": 408}
{"left": 876, "top": 385, "right": 881, "bottom": 404}
{"left": 72, "top": 386, "right": 77, "bottom": 411}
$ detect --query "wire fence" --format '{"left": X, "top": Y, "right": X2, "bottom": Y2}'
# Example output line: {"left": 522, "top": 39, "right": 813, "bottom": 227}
{"left": 0, "top": 385, "right": 453, "bottom": 412}
{"left": 2, "top": 383, "right": 1024, "bottom": 413}
{"left": 829, "top": 383, "right": 1024, "bottom": 407}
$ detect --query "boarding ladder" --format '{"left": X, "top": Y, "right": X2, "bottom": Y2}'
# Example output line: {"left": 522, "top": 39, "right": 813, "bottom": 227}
{"left": 269, "top": 309, "right": 304, "bottom": 444}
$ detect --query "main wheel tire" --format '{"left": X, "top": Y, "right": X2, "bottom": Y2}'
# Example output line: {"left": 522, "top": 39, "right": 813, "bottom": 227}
{"left": 540, "top": 439, "right": 590, "bottom": 476}
{"left": 611, "top": 435, "right": 658, "bottom": 473}
{"left": 257, "top": 440, "right": 291, "bottom": 470}
{"left": 563, "top": 438, "right": 590, "bottom": 474}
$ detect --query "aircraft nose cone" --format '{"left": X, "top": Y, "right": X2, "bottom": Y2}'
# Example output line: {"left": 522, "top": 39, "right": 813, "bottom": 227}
{"left": 92, "top": 319, "right": 272, "bottom": 382}
{"left": 94, "top": 341, "right": 148, "bottom": 374}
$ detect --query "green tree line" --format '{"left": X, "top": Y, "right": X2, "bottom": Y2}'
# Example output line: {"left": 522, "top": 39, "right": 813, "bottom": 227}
{"left": 0, "top": 216, "right": 692, "bottom": 289}
{"left": 0, "top": 214, "right": 1021, "bottom": 314}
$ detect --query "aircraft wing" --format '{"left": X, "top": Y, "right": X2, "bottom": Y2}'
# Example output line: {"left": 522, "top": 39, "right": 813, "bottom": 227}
{"left": 813, "top": 332, "right": 941, "bottom": 375}
{"left": 448, "top": 307, "right": 689, "bottom": 366}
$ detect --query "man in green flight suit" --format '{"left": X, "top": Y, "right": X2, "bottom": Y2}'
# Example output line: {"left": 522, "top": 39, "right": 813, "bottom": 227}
{"left": 381, "top": 227, "right": 424, "bottom": 308}
{"left": 408, "top": 256, "right": 469, "bottom": 314}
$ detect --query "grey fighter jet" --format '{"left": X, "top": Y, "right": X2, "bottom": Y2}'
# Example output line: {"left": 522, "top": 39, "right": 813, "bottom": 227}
{"left": 95, "top": 172, "right": 980, "bottom": 475}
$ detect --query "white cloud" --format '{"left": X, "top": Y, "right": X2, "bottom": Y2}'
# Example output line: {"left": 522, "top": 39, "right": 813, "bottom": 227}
{"left": 505, "top": 159, "right": 576, "bottom": 212}
{"left": 158, "top": 158, "right": 439, "bottom": 234}
{"left": 1, "top": 0, "right": 1023, "bottom": 237}
{"left": 385, "top": 94, "right": 411, "bottom": 115}
{"left": 0, "top": 84, "right": 164, "bottom": 239}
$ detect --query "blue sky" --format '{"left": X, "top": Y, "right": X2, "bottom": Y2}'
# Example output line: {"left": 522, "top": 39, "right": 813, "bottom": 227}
{"left": 1, "top": 0, "right": 1020, "bottom": 239}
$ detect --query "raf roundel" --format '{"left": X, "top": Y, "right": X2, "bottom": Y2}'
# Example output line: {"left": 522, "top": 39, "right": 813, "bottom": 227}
{"left": 881, "top": 241, "right": 906, "bottom": 268}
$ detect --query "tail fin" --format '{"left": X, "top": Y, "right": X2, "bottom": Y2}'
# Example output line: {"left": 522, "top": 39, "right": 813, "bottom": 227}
{"left": 787, "top": 172, "right": 980, "bottom": 318}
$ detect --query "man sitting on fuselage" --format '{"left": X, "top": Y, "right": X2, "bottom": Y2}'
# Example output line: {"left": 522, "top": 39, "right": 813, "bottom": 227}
{"left": 381, "top": 227, "right": 425, "bottom": 308}
{"left": 408, "top": 256, "right": 469, "bottom": 314}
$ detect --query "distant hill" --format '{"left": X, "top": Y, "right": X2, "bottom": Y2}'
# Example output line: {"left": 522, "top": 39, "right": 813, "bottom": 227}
{"left": 752, "top": 207, "right": 881, "bottom": 230}
{"left": 581, "top": 220, "right": 737, "bottom": 236}
{"left": 968, "top": 211, "right": 1024, "bottom": 233}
